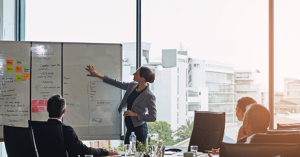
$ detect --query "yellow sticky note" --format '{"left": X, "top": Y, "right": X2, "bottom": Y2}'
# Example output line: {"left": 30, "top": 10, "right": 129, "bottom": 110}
{"left": 7, "top": 60, "right": 13, "bottom": 66}
{"left": 6, "top": 66, "right": 13, "bottom": 72}
{"left": 16, "top": 66, "right": 22, "bottom": 73}
{"left": 15, "top": 75, "right": 22, "bottom": 81}
{"left": 23, "top": 73, "right": 30, "bottom": 80}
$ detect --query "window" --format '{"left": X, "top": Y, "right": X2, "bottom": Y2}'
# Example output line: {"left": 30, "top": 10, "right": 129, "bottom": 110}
{"left": 188, "top": 90, "right": 198, "bottom": 97}
{"left": 236, "top": 73, "right": 250, "bottom": 78}
{"left": 177, "top": 75, "right": 179, "bottom": 95}
{"left": 142, "top": 0, "right": 268, "bottom": 144}
{"left": 274, "top": 1, "right": 300, "bottom": 128}
{"left": 177, "top": 97, "right": 179, "bottom": 109}
{"left": 186, "top": 91, "right": 187, "bottom": 102}
{"left": 0, "top": 0, "right": 17, "bottom": 40}
{"left": 188, "top": 102, "right": 199, "bottom": 111}
{"left": 25, "top": 0, "right": 136, "bottom": 150}
{"left": 4, "top": 0, "right": 271, "bottom": 152}
{"left": 178, "top": 58, "right": 186, "bottom": 63}
{"left": 186, "top": 104, "right": 188, "bottom": 116}
{"left": 186, "top": 69, "right": 188, "bottom": 87}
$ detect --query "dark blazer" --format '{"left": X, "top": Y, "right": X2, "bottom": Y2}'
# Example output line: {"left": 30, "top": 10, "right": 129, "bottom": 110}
{"left": 237, "top": 136, "right": 247, "bottom": 144}
{"left": 103, "top": 75, "right": 156, "bottom": 127}
{"left": 47, "top": 119, "right": 108, "bottom": 157}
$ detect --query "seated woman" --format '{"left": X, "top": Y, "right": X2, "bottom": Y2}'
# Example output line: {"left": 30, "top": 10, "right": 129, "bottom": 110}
{"left": 235, "top": 97, "right": 257, "bottom": 141}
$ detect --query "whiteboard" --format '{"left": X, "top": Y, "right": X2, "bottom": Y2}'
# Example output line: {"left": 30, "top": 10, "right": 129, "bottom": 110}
{"left": 31, "top": 42, "right": 62, "bottom": 121}
{"left": 0, "top": 41, "right": 122, "bottom": 140}
{"left": 0, "top": 41, "right": 31, "bottom": 138}
{"left": 63, "top": 43, "right": 122, "bottom": 140}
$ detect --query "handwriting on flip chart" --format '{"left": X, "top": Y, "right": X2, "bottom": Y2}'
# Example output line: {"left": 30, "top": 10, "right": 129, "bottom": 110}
{"left": 0, "top": 77, "right": 29, "bottom": 126}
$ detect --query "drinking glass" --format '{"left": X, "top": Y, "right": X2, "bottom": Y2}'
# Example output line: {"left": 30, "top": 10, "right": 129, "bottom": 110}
{"left": 124, "top": 144, "right": 131, "bottom": 156}
{"left": 148, "top": 145, "right": 154, "bottom": 156}
{"left": 190, "top": 145, "right": 198, "bottom": 157}
{"left": 147, "top": 133, "right": 159, "bottom": 145}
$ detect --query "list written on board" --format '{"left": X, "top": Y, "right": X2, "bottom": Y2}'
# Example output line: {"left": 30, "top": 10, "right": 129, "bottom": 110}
{"left": 88, "top": 81, "right": 115, "bottom": 126}
{"left": 31, "top": 43, "right": 62, "bottom": 117}
{"left": 0, "top": 77, "right": 29, "bottom": 126}
{"left": 33, "top": 63, "right": 61, "bottom": 99}
{"left": 31, "top": 44, "right": 61, "bottom": 114}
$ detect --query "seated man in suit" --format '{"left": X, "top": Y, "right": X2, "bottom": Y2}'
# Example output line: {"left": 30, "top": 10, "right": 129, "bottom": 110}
{"left": 47, "top": 94, "right": 119, "bottom": 157}
{"left": 237, "top": 103, "right": 270, "bottom": 144}
{"left": 208, "top": 104, "right": 270, "bottom": 157}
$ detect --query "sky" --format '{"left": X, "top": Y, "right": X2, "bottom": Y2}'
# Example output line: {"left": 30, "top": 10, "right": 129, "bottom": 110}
{"left": 25, "top": 0, "right": 300, "bottom": 92}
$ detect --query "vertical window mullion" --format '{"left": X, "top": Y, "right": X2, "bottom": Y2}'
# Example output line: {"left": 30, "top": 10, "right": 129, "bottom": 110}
{"left": 136, "top": 0, "right": 141, "bottom": 69}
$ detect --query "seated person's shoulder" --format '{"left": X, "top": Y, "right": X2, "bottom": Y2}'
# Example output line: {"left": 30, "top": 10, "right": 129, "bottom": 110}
{"left": 61, "top": 123, "right": 77, "bottom": 135}
{"left": 237, "top": 126, "right": 246, "bottom": 141}
{"left": 237, "top": 136, "right": 247, "bottom": 144}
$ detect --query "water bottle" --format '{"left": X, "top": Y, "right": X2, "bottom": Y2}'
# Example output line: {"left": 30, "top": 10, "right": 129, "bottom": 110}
{"left": 130, "top": 132, "right": 136, "bottom": 154}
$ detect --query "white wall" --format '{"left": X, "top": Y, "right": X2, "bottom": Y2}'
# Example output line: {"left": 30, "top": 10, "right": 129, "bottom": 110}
{"left": 153, "top": 67, "right": 178, "bottom": 131}
{"left": 189, "top": 59, "right": 206, "bottom": 87}
{"left": 177, "top": 54, "right": 188, "bottom": 129}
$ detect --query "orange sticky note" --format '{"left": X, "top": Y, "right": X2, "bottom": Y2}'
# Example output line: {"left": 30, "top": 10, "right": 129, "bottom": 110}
{"left": 32, "top": 107, "right": 38, "bottom": 113}
{"left": 31, "top": 100, "right": 38, "bottom": 106}
{"left": 38, "top": 100, "right": 44, "bottom": 106}
{"left": 7, "top": 60, "right": 13, "bottom": 66}
{"left": 23, "top": 73, "right": 30, "bottom": 80}
{"left": 38, "top": 107, "right": 45, "bottom": 112}
{"left": 45, "top": 100, "right": 48, "bottom": 106}
{"left": 16, "top": 66, "right": 22, "bottom": 72}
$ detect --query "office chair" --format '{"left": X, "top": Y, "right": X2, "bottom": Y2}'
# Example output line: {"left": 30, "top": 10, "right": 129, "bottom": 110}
{"left": 3, "top": 125, "right": 39, "bottom": 157}
{"left": 251, "top": 133, "right": 300, "bottom": 144}
{"left": 220, "top": 142, "right": 300, "bottom": 157}
{"left": 188, "top": 111, "right": 225, "bottom": 152}
{"left": 29, "top": 121, "right": 68, "bottom": 157}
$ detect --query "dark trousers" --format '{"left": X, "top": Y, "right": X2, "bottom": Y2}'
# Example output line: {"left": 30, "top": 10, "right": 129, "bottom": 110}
{"left": 124, "top": 123, "right": 148, "bottom": 145}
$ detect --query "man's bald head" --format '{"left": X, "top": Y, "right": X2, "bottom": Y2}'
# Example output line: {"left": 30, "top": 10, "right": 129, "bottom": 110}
{"left": 243, "top": 104, "right": 270, "bottom": 134}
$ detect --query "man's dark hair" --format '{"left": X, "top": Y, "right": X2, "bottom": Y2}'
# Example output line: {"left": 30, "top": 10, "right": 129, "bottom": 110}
{"left": 47, "top": 94, "right": 66, "bottom": 118}
{"left": 237, "top": 97, "right": 257, "bottom": 112}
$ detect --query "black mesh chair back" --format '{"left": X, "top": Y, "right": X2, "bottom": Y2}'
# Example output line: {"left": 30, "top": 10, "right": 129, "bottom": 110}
{"left": 29, "top": 121, "right": 68, "bottom": 157}
{"left": 251, "top": 133, "right": 300, "bottom": 144}
{"left": 267, "top": 129, "right": 300, "bottom": 134}
{"left": 220, "top": 142, "right": 300, "bottom": 157}
{"left": 4, "top": 125, "right": 39, "bottom": 157}
{"left": 188, "top": 111, "right": 225, "bottom": 152}
{"left": 277, "top": 123, "right": 300, "bottom": 129}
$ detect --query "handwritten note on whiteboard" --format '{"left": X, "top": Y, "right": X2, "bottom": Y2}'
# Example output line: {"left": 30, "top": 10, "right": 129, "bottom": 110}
{"left": 0, "top": 41, "right": 31, "bottom": 138}
{"left": 31, "top": 43, "right": 62, "bottom": 122}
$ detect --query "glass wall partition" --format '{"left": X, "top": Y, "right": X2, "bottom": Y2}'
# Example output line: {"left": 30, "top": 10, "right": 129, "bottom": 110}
{"left": 25, "top": 0, "right": 136, "bottom": 149}
{"left": 142, "top": 0, "right": 268, "bottom": 145}
{"left": 274, "top": 0, "right": 300, "bottom": 128}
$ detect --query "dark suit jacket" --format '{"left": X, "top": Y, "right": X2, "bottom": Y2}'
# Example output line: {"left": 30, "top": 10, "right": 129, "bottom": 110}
{"left": 237, "top": 136, "right": 247, "bottom": 144}
{"left": 47, "top": 119, "right": 108, "bottom": 157}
